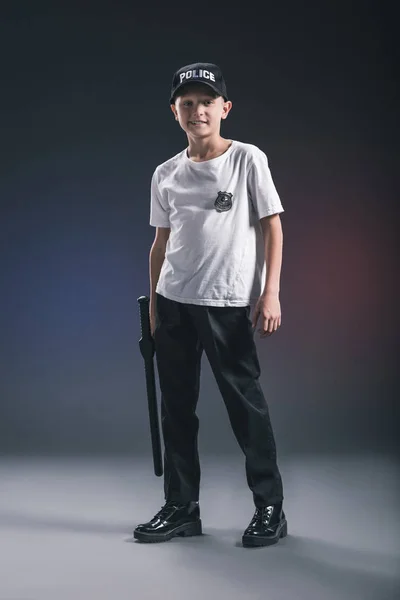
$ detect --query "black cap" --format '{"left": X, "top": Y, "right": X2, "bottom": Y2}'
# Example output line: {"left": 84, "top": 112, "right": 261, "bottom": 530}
{"left": 170, "top": 62, "right": 228, "bottom": 104}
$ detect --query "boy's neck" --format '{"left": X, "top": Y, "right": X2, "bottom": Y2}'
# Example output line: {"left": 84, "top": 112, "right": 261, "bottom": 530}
{"left": 186, "top": 135, "right": 232, "bottom": 163}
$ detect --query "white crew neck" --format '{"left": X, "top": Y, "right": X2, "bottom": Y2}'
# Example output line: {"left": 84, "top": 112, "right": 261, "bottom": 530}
{"left": 184, "top": 140, "right": 235, "bottom": 167}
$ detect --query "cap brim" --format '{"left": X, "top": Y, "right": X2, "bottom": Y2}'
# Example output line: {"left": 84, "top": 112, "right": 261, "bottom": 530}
{"left": 170, "top": 81, "right": 227, "bottom": 104}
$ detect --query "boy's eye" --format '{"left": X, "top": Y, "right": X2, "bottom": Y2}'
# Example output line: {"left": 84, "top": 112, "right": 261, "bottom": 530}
{"left": 183, "top": 99, "right": 213, "bottom": 106}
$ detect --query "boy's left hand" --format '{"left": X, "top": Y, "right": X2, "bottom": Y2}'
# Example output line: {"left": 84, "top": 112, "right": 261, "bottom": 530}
{"left": 252, "top": 293, "right": 281, "bottom": 338}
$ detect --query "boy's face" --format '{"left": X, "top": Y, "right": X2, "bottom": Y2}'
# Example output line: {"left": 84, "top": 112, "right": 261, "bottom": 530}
{"left": 171, "top": 84, "right": 232, "bottom": 138}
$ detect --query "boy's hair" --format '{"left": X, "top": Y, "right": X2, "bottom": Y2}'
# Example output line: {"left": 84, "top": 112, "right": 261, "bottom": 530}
{"left": 171, "top": 83, "right": 222, "bottom": 105}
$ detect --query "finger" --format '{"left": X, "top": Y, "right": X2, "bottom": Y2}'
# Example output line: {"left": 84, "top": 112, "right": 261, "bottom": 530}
{"left": 258, "top": 317, "right": 268, "bottom": 335}
{"left": 261, "top": 317, "right": 277, "bottom": 337}
{"left": 273, "top": 317, "right": 279, "bottom": 331}
{"left": 268, "top": 316, "right": 275, "bottom": 334}
{"left": 259, "top": 318, "right": 270, "bottom": 337}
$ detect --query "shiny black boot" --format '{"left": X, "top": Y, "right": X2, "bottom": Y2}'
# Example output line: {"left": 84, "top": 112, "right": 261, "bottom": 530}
{"left": 133, "top": 500, "right": 202, "bottom": 543}
{"left": 242, "top": 502, "right": 287, "bottom": 547}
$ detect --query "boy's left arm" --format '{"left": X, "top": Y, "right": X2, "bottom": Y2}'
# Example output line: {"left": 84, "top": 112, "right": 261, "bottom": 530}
{"left": 252, "top": 214, "right": 283, "bottom": 338}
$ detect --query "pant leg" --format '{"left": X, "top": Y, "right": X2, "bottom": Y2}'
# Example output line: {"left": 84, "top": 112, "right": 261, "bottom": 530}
{"left": 154, "top": 293, "right": 203, "bottom": 504}
{"left": 189, "top": 303, "right": 284, "bottom": 508}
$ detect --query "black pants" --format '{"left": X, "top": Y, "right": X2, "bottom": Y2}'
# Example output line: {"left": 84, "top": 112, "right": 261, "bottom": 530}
{"left": 154, "top": 292, "right": 284, "bottom": 508}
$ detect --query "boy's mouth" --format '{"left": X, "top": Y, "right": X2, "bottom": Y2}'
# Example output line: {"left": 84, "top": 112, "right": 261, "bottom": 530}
{"left": 189, "top": 120, "right": 207, "bottom": 125}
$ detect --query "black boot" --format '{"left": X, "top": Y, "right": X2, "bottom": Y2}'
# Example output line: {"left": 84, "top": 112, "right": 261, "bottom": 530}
{"left": 242, "top": 502, "right": 287, "bottom": 547}
{"left": 133, "top": 500, "right": 202, "bottom": 543}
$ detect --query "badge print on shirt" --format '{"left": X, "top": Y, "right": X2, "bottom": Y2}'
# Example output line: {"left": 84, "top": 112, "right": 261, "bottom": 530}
{"left": 214, "top": 191, "right": 233, "bottom": 212}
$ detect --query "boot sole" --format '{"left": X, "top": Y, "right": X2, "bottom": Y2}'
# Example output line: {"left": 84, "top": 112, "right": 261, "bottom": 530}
{"left": 242, "top": 519, "right": 288, "bottom": 547}
{"left": 133, "top": 519, "right": 202, "bottom": 543}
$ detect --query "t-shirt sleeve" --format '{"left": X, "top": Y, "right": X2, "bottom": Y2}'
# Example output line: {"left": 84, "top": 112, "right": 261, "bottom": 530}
{"left": 149, "top": 168, "right": 170, "bottom": 227}
{"left": 247, "top": 149, "right": 284, "bottom": 219}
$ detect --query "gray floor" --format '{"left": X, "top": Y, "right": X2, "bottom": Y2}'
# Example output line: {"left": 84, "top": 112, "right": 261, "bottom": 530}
{"left": 0, "top": 454, "right": 398, "bottom": 600}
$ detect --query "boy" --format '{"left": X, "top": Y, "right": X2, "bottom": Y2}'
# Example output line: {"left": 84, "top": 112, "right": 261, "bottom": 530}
{"left": 133, "top": 62, "right": 287, "bottom": 548}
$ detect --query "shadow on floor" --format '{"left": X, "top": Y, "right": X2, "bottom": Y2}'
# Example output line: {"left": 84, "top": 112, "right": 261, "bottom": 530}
{"left": 1, "top": 511, "right": 398, "bottom": 599}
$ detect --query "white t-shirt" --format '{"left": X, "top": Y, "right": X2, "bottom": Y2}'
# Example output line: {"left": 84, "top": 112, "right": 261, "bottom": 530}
{"left": 149, "top": 139, "right": 284, "bottom": 307}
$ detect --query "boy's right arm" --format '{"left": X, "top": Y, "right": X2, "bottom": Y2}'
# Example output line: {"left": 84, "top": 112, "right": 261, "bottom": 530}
{"left": 149, "top": 227, "right": 171, "bottom": 332}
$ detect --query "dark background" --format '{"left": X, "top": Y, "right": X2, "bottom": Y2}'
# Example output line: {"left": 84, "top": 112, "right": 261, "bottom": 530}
{"left": 0, "top": 1, "right": 397, "bottom": 457}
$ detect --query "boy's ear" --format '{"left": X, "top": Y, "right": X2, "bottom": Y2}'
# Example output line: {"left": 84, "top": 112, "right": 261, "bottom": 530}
{"left": 222, "top": 100, "right": 233, "bottom": 119}
{"left": 170, "top": 105, "right": 178, "bottom": 120}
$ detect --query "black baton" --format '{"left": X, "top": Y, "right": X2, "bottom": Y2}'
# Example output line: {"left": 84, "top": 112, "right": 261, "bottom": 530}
{"left": 137, "top": 295, "right": 163, "bottom": 477}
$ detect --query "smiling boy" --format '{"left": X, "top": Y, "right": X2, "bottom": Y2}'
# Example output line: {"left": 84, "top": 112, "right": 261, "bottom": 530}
{"left": 133, "top": 62, "right": 287, "bottom": 548}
